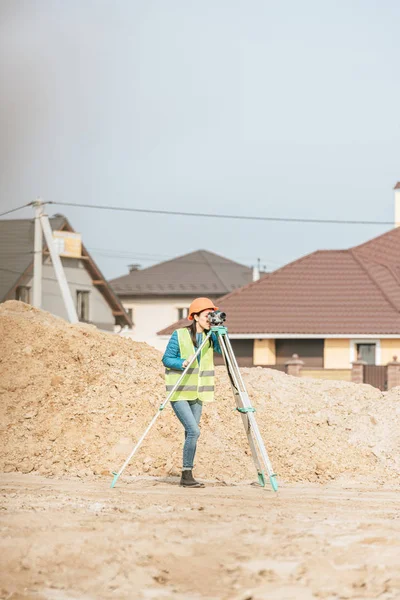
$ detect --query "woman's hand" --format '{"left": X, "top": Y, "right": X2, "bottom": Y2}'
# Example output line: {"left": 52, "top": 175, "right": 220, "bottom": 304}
{"left": 182, "top": 355, "right": 195, "bottom": 369}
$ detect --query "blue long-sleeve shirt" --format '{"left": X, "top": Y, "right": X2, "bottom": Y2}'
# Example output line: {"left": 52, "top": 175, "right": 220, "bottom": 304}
{"left": 162, "top": 329, "right": 221, "bottom": 371}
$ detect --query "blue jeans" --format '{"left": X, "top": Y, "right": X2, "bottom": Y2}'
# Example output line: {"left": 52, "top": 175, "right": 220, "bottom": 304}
{"left": 171, "top": 400, "right": 203, "bottom": 469}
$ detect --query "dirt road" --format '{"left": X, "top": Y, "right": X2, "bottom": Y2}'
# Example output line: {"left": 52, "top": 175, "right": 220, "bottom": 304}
{"left": 1, "top": 474, "right": 400, "bottom": 600}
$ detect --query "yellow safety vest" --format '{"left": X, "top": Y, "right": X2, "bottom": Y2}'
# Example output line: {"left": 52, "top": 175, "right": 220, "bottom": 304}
{"left": 165, "top": 328, "right": 215, "bottom": 403}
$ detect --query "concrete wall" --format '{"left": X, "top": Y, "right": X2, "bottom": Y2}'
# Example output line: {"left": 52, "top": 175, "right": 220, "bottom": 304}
{"left": 324, "top": 339, "right": 351, "bottom": 369}
{"left": 253, "top": 339, "right": 276, "bottom": 365}
{"left": 24, "top": 257, "right": 116, "bottom": 330}
{"left": 121, "top": 296, "right": 192, "bottom": 351}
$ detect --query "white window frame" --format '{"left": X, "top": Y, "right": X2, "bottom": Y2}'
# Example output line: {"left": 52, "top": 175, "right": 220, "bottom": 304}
{"left": 16, "top": 285, "right": 31, "bottom": 303}
{"left": 176, "top": 306, "right": 190, "bottom": 320}
{"left": 122, "top": 304, "right": 135, "bottom": 327}
{"left": 350, "top": 339, "right": 381, "bottom": 365}
{"left": 125, "top": 307, "right": 134, "bottom": 322}
{"left": 76, "top": 290, "right": 90, "bottom": 322}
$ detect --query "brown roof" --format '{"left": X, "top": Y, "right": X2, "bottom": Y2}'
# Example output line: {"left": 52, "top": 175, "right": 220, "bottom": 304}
{"left": 109, "top": 250, "right": 253, "bottom": 296}
{"left": 159, "top": 227, "right": 400, "bottom": 336}
{"left": 394, "top": 182, "right": 400, "bottom": 190}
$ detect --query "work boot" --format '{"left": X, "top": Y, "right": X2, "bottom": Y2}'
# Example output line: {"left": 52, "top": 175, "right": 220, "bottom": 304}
{"left": 180, "top": 469, "right": 205, "bottom": 488}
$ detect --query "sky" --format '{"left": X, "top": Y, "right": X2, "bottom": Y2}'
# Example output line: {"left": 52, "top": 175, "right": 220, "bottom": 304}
{"left": 0, "top": 0, "right": 399, "bottom": 279}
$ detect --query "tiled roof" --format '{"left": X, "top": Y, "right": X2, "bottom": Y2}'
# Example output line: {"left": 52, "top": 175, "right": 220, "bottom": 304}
{"left": 159, "top": 227, "right": 400, "bottom": 336}
{"left": 394, "top": 182, "right": 400, "bottom": 190}
{"left": 109, "top": 250, "right": 253, "bottom": 296}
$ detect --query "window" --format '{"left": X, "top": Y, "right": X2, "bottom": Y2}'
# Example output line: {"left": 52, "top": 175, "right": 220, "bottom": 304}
{"left": 215, "top": 339, "right": 254, "bottom": 368}
{"left": 124, "top": 307, "right": 134, "bottom": 324}
{"left": 76, "top": 290, "right": 90, "bottom": 322}
{"left": 177, "top": 307, "right": 189, "bottom": 320}
{"left": 357, "top": 343, "right": 376, "bottom": 365}
{"left": 275, "top": 339, "right": 324, "bottom": 368}
{"left": 16, "top": 286, "right": 30, "bottom": 303}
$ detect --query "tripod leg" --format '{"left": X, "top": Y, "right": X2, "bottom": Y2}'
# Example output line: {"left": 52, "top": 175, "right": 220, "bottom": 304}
{"left": 218, "top": 332, "right": 278, "bottom": 492}
{"left": 219, "top": 339, "right": 267, "bottom": 486}
{"left": 233, "top": 389, "right": 267, "bottom": 487}
{"left": 247, "top": 412, "right": 278, "bottom": 491}
{"left": 110, "top": 331, "right": 213, "bottom": 488}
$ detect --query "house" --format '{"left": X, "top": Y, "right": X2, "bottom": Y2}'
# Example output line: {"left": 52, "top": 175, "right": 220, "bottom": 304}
{"left": 158, "top": 183, "right": 400, "bottom": 387}
{"left": 110, "top": 250, "right": 255, "bottom": 350}
{"left": 0, "top": 215, "right": 132, "bottom": 331}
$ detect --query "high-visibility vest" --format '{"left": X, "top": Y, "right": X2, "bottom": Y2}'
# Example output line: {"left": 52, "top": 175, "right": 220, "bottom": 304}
{"left": 165, "top": 328, "right": 215, "bottom": 403}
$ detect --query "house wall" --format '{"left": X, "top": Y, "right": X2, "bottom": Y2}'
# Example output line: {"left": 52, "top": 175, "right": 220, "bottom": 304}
{"left": 275, "top": 339, "right": 324, "bottom": 367}
{"left": 253, "top": 339, "right": 276, "bottom": 365}
{"left": 324, "top": 339, "right": 351, "bottom": 369}
{"left": 301, "top": 369, "right": 352, "bottom": 381}
{"left": 380, "top": 340, "right": 400, "bottom": 365}
{"left": 24, "top": 257, "right": 116, "bottom": 330}
{"left": 257, "top": 338, "right": 400, "bottom": 369}
{"left": 121, "top": 296, "right": 192, "bottom": 351}
{"left": 150, "top": 331, "right": 400, "bottom": 367}
{"left": 214, "top": 339, "right": 254, "bottom": 367}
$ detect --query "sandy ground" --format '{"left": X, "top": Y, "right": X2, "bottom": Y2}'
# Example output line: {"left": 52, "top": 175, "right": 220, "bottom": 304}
{"left": 2, "top": 302, "right": 400, "bottom": 600}
{"left": 1, "top": 474, "right": 400, "bottom": 600}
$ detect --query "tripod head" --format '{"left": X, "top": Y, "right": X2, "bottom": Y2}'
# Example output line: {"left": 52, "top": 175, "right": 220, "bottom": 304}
{"left": 207, "top": 310, "right": 226, "bottom": 327}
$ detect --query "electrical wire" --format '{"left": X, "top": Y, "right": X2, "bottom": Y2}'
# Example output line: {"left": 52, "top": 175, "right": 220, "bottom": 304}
{"left": 0, "top": 251, "right": 34, "bottom": 257}
{"left": 0, "top": 266, "right": 94, "bottom": 288}
{"left": 88, "top": 251, "right": 275, "bottom": 269}
{"left": 49, "top": 201, "right": 393, "bottom": 226}
{"left": 86, "top": 246, "right": 282, "bottom": 265}
{"left": 0, "top": 246, "right": 280, "bottom": 268}
{"left": 0, "top": 202, "right": 33, "bottom": 218}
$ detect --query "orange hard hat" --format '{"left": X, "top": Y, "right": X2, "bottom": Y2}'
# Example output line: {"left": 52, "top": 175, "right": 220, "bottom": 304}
{"left": 188, "top": 297, "right": 218, "bottom": 320}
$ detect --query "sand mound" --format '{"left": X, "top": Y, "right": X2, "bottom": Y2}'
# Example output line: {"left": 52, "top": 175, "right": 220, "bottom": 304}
{"left": 1, "top": 301, "right": 400, "bottom": 483}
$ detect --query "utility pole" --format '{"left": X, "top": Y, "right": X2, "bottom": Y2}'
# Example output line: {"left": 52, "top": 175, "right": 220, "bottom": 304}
{"left": 32, "top": 199, "right": 43, "bottom": 308}
{"left": 39, "top": 209, "right": 79, "bottom": 323}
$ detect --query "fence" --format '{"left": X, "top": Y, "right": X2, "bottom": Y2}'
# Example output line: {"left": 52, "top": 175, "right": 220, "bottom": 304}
{"left": 363, "top": 365, "right": 387, "bottom": 391}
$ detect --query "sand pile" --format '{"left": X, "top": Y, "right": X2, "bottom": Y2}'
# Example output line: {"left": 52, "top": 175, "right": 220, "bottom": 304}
{"left": 1, "top": 300, "right": 400, "bottom": 483}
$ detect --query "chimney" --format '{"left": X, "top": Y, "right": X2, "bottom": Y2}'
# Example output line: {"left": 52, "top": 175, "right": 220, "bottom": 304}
{"left": 128, "top": 263, "right": 141, "bottom": 273}
{"left": 252, "top": 258, "right": 261, "bottom": 282}
{"left": 395, "top": 182, "right": 400, "bottom": 228}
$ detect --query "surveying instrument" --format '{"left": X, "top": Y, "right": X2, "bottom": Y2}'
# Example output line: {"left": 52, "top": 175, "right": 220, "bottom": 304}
{"left": 111, "top": 311, "right": 278, "bottom": 492}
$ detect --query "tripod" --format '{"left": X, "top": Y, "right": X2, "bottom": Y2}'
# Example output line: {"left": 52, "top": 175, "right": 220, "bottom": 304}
{"left": 111, "top": 326, "right": 278, "bottom": 492}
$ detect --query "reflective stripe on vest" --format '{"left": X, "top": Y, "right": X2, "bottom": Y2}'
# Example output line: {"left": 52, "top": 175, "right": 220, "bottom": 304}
{"left": 165, "top": 328, "right": 215, "bottom": 402}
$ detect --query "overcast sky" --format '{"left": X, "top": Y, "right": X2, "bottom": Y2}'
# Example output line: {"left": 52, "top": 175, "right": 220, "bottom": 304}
{"left": 0, "top": 0, "right": 399, "bottom": 279}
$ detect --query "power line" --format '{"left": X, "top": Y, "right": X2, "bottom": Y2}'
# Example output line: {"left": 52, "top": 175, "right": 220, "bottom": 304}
{"left": 0, "top": 250, "right": 274, "bottom": 273}
{"left": 0, "top": 266, "right": 94, "bottom": 288}
{"left": 0, "top": 202, "right": 33, "bottom": 218}
{"left": 49, "top": 201, "right": 394, "bottom": 226}
{"left": 0, "top": 251, "right": 33, "bottom": 257}
{"left": 0, "top": 246, "right": 279, "bottom": 269}
{"left": 0, "top": 245, "right": 282, "bottom": 267}
{"left": 87, "top": 246, "right": 282, "bottom": 264}
{"left": 88, "top": 250, "right": 277, "bottom": 269}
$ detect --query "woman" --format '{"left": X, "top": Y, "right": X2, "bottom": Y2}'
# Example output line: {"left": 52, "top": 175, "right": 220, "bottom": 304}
{"left": 162, "top": 297, "right": 221, "bottom": 488}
